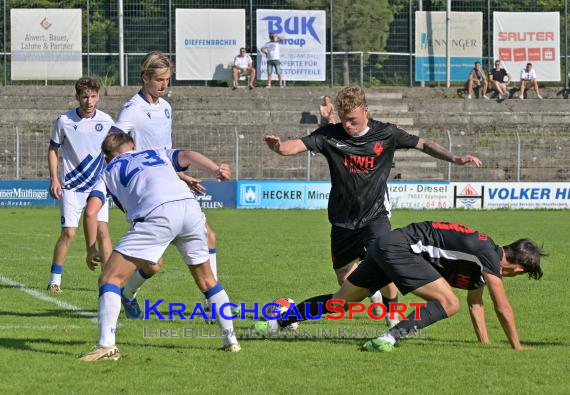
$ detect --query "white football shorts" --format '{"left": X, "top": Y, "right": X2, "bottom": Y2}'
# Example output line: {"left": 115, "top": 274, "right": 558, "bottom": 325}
{"left": 114, "top": 198, "right": 209, "bottom": 266}
{"left": 60, "top": 189, "right": 109, "bottom": 228}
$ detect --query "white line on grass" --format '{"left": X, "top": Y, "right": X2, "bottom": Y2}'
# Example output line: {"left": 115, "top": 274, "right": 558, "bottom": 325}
{"left": 0, "top": 273, "right": 97, "bottom": 322}
{"left": 0, "top": 324, "right": 82, "bottom": 330}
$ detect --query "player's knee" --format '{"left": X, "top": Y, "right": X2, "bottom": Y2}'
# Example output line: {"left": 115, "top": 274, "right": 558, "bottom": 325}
{"left": 144, "top": 262, "right": 161, "bottom": 276}
{"left": 441, "top": 294, "right": 460, "bottom": 317}
{"left": 60, "top": 227, "right": 77, "bottom": 241}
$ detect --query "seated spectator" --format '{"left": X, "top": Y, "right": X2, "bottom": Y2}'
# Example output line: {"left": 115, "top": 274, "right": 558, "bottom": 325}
{"left": 319, "top": 95, "right": 336, "bottom": 126}
{"left": 489, "top": 60, "right": 511, "bottom": 100}
{"left": 232, "top": 47, "right": 255, "bottom": 90}
{"left": 519, "top": 63, "right": 542, "bottom": 99}
{"left": 467, "top": 61, "right": 489, "bottom": 99}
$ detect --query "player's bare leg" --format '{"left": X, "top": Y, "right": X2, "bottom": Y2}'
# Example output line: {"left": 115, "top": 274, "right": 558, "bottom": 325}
{"left": 121, "top": 256, "right": 163, "bottom": 319}
{"left": 96, "top": 222, "right": 112, "bottom": 268}
{"left": 48, "top": 226, "right": 77, "bottom": 292}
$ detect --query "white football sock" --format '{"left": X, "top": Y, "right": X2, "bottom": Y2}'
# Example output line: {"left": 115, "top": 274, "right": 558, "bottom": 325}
{"left": 204, "top": 284, "right": 236, "bottom": 345}
{"left": 369, "top": 290, "right": 382, "bottom": 303}
{"left": 49, "top": 263, "right": 63, "bottom": 286}
{"left": 122, "top": 268, "right": 149, "bottom": 300}
{"left": 98, "top": 284, "right": 122, "bottom": 347}
{"left": 209, "top": 249, "right": 218, "bottom": 280}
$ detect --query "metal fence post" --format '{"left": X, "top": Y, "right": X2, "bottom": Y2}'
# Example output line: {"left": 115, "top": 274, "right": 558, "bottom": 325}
{"left": 446, "top": 129, "right": 452, "bottom": 181}
{"left": 306, "top": 129, "right": 311, "bottom": 180}
{"left": 360, "top": 52, "right": 363, "bottom": 86}
{"left": 87, "top": 0, "right": 90, "bottom": 75}
{"left": 409, "top": 0, "right": 413, "bottom": 87}
{"left": 515, "top": 130, "right": 521, "bottom": 181}
{"left": 15, "top": 126, "right": 20, "bottom": 179}
{"left": 4, "top": 0, "right": 6, "bottom": 85}
{"left": 330, "top": 0, "right": 334, "bottom": 87}
{"left": 118, "top": 0, "right": 125, "bottom": 86}
{"left": 234, "top": 127, "right": 240, "bottom": 181}
{"left": 487, "top": 0, "right": 492, "bottom": 71}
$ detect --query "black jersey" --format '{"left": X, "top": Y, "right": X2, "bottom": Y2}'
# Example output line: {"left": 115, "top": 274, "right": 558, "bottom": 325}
{"left": 398, "top": 221, "right": 503, "bottom": 289}
{"left": 301, "top": 119, "right": 419, "bottom": 230}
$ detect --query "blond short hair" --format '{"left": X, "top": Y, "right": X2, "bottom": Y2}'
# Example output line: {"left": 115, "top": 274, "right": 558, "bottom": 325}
{"left": 335, "top": 86, "right": 367, "bottom": 115}
{"left": 140, "top": 51, "right": 173, "bottom": 80}
{"left": 102, "top": 131, "right": 134, "bottom": 162}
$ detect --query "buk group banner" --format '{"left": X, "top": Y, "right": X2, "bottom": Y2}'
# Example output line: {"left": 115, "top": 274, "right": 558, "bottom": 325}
{"left": 175, "top": 9, "right": 245, "bottom": 80}
{"left": 256, "top": 9, "right": 326, "bottom": 81}
{"left": 493, "top": 12, "right": 560, "bottom": 81}
{"left": 415, "top": 12, "right": 482, "bottom": 81}
{"left": 11, "top": 9, "right": 82, "bottom": 80}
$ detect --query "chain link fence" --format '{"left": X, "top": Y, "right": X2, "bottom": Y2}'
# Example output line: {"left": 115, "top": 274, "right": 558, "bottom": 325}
{"left": 0, "top": 0, "right": 567, "bottom": 87}
{"left": 2, "top": 124, "right": 569, "bottom": 182}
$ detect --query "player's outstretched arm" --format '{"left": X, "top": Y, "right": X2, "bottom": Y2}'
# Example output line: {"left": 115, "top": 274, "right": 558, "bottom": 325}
{"left": 483, "top": 272, "right": 526, "bottom": 350}
{"left": 264, "top": 135, "right": 308, "bottom": 156}
{"left": 48, "top": 146, "right": 62, "bottom": 199}
{"left": 415, "top": 138, "right": 482, "bottom": 167}
{"left": 177, "top": 151, "right": 231, "bottom": 181}
{"left": 467, "top": 287, "right": 490, "bottom": 344}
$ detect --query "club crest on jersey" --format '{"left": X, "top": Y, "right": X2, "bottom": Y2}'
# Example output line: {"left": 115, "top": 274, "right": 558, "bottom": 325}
{"left": 164, "top": 109, "right": 170, "bottom": 119}
{"left": 95, "top": 123, "right": 103, "bottom": 132}
{"left": 373, "top": 142, "right": 383, "bottom": 156}
{"left": 146, "top": 112, "right": 151, "bottom": 119}
{"left": 73, "top": 124, "right": 78, "bottom": 130}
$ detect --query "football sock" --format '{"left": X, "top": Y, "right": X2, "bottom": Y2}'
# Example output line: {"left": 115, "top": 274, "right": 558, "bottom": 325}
{"left": 49, "top": 263, "right": 63, "bottom": 286}
{"left": 382, "top": 295, "right": 399, "bottom": 315}
{"left": 390, "top": 300, "right": 447, "bottom": 341}
{"left": 281, "top": 294, "right": 333, "bottom": 327}
{"left": 204, "top": 283, "right": 236, "bottom": 344}
{"left": 370, "top": 290, "right": 382, "bottom": 303}
{"left": 122, "top": 268, "right": 150, "bottom": 300}
{"left": 98, "top": 284, "right": 122, "bottom": 347}
{"left": 209, "top": 248, "right": 218, "bottom": 281}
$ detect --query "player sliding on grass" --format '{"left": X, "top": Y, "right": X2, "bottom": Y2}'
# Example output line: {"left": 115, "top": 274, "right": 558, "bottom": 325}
{"left": 260, "top": 221, "right": 544, "bottom": 352}
{"left": 47, "top": 77, "right": 115, "bottom": 293}
{"left": 264, "top": 86, "right": 482, "bottom": 326}
{"left": 80, "top": 132, "right": 239, "bottom": 361}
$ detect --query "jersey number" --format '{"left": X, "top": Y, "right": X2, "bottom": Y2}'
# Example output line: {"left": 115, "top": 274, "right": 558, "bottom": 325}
{"left": 110, "top": 150, "right": 166, "bottom": 187}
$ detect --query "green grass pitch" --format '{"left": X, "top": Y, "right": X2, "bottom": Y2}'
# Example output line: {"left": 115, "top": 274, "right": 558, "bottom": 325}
{"left": 0, "top": 208, "right": 569, "bottom": 394}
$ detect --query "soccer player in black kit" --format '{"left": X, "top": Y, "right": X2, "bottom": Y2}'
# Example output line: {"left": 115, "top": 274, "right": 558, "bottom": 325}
{"left": 264, "top": 86, "right": 481, "bottom": 325}
{"left": 274, "top": 221, "right": 544, "bottom": 352}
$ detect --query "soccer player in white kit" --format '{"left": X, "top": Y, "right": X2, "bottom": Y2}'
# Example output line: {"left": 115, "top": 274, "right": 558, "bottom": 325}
{"left": 113, "top": 51, "right": 222, "bottom": 319}
{"left": 80, "top": 133, "right": 239, "bottom": 361}
{"left": 47, "top": 77, "right": 114, "bottom": 293}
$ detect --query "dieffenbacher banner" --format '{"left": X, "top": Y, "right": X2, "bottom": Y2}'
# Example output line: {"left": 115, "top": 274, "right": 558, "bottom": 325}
{"left": 493, "top": 12, "right": 560, "bottom": 81}
{"left": 11, "top": 9, "right": 82, "bottom": 80}
{"left": 175, "top": 9, "right": 245, "bottom": 80}
{"left": 256, "top": 9, "right": 326, "bottom": 81}
{"left": 415, "top": 11, "right": 482, "bottom": 82}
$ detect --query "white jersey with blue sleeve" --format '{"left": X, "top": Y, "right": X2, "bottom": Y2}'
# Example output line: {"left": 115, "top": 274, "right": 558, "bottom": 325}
{"left": 50, "top": 109, "right": 114, "bottom": 192}
{"left": 101, "top": 148, "right": 193, "bottom": 222}
{"left": 114, "top": 91, "right": 173, "bottom": 150}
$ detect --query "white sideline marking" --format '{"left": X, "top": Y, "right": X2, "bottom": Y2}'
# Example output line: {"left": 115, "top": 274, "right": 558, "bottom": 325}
{"left": 0, "top": 324, "right": 82, "bottom": 330}
{"left": 0, "top": 273, "right": 97, "bottom": 321}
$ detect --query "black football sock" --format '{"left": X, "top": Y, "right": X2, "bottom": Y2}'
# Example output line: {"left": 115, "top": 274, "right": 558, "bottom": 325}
{"left": 382, "top": 295, "right": 399, "bottom": 315}
{"left": 280, "top": 294, "right": 333, "bottom": 328}
{"left": 389, "top": 300, "right": 448, "bottom": 341}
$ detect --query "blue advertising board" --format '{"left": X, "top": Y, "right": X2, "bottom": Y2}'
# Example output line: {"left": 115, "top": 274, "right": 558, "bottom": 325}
{"left": 0, "top": 180, "right": 55, "bottom": 207}
{"left": 196, "top": 180, "right": 236, "bottom": 209}
{"left": 237, "top": 180, "right": 330, "bottom": 209}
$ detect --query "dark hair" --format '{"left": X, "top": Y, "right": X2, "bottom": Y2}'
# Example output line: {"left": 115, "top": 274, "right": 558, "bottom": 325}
{"left": 474, "top": 61, "right": 481, "bottom": 66}
{"left": 502, "top": 239, "right": 545, "bottom": 280}
{"left": 527, "top": 63, "right": 532, "bottom": 67}
{"left": 102, "top": 131, "right": 134, "bottom": 162}
{"left": 75, "top": 77, "right": 101, "bottom": 96}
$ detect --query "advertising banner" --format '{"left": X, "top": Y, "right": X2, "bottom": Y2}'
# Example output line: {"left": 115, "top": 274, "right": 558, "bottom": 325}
{"left": 453, "top": 182, "right": 570, "bottom": 209}
{"left": 256, "top": 9, "right": 326, "bottom": 81}
{"left": 388, "top": 182, "right": 452, "bottom": 209}
{"left": 237, "top": 181, "right": 330, "bottom": 209}
{"left": 11, "top": 9, "right": 82, "bottom": 80}
{"left": 196, "top": 181, "right": 236, "bottom": 209}
{"left": 493, "top": 12, "right": 560, "bottom": 81}
{"left": 175, "top": 9, "right": 245, "bottom": 80}
{"left": 0, "top": 180, "right": 55, "bottom": 207}
{"left": 415, "top": 11, "right": 482, "bottom": 81}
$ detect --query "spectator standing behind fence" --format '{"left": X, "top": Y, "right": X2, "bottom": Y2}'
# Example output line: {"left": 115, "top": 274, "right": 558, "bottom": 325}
{"left": 467, "top": 61, "right": 489, "bottom": 99}
{"left": 489, "top": 60, "right": 511, "bottom": 100}
{"left": 261, "top": 32, "right": 285, "bottom": 88}
{"left": 319, "top": 95, "right": 337, "bottom": 126}
{"left": 232, "top": 47, "right": 255, "bottom": 90}
{"left": 518, "top": 63, "right": 543, "bottom": 100}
